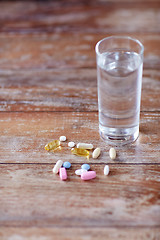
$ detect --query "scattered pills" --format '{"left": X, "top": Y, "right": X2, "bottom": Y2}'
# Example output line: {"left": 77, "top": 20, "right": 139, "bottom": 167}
{"left": 52, "top": 160, "right": 63, "bottom": 174}
{"left": 77, "top": 143, "right": 93, "bottom": 149}
{"left": 46, "top": 136, "right": 115, "bottom": 181}
{"left": 45, "top": 140, "right": 60, "bottom": 152}
{"left": 63, "top": 161, "right": 71, "bottom": 169}
{"left": 92, "top": 147, "right": 101, "bottom": 159}
{"left": 71, "top": 148, "right": 90, "bottom": 159}
{"left": 81, "top": 171, "right": 96, "bottom": 181}
{"left": 81, "top": 163, "right": 90, "bottom": 171}
{"left": 75, "top": 169, "right": 88, "bottom": 176}
{"left": 109, "top": 147, "right": 116, "bottom": 160}
{"left": 59, "top": 167, "right": 67, "bottom": 180}
{"left": 68, "top": 141, "right": 75, "bottom": 148}
{"left": 104, "top": 165, "right": 110, "bottom": 176}
{"left": 59, "top": 136, "right": 67, "bottom": 142}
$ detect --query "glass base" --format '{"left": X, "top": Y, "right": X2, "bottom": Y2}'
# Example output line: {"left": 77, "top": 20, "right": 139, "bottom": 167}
{"left": 99, "top": 125, "right": 139, "bottom": 146}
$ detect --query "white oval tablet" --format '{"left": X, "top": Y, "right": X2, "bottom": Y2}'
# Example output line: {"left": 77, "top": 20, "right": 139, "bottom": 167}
{"left": 104, "top": 165, "right": 110, "bottom": 176}
{"left": 109, "top": 147, "right": 116, "bottom": 160}
{"left": 75, "top": 169, "right": 87, "bottom": 176}
{"left": 92, "top": 147, "right": 101, "bottom": 159}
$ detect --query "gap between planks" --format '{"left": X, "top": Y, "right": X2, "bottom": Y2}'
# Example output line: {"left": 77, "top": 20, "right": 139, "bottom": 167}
{"left": 0, "top": 225, "right": 160, "bottom": 229}
{"left": 0, "top": 163, "right": 160, "bottom": 165}
{"left": 0, "top": 110, "right": 160, "bottom": 113}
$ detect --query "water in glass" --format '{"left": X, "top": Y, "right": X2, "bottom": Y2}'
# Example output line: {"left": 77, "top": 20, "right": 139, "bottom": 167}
{"left": 97, "top": 48, "right": 143, "bottom": 144}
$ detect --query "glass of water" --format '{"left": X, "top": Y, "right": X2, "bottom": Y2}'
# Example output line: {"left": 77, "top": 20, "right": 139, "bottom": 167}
{"left": 95, "top": 36, "right": 144, "bottom": 145}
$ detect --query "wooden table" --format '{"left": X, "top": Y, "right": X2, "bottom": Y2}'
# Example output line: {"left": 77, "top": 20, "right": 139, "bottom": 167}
{"left": 0, "top": 1, "right": 160, "bottom": 239}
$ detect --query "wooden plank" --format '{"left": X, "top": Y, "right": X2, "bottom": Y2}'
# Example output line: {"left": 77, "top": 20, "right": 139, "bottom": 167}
{"left": 0, "top": 112, "right": 159, "bottom": 163}
{"left": 0, "top": 164, "right": 160, "bottom": 228}
{"left": 0, "top": 69, "right": 159, "bottom": 112}
{"left": 0, "top": 33, "right": 159, "bottom": 70}
{"left": 0, "top": 1, "right": 160, "bottom": 34}
{"left": 0, "top": 227, "right": 160, "bottom": 240}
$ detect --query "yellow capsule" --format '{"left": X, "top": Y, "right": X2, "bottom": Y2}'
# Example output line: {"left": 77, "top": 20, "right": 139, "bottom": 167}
{"left": 45, "top": 140, "right": 60, "bottom": 152}
{"left": 71, "top": 148, "right": 90, "bottom": 159}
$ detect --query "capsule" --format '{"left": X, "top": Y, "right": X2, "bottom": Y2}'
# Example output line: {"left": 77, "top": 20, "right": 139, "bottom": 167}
{"left": 59, "top": 167, "right": 67, "bottom": 180}
{"left": 45, "top": 140, "right": 60, "bottom": 152}
{"left": 109, "top": 147, "right": 116, "bottom": 160}
{"left": 92, "top": 147, "right": 101, "bottom": 159}
{"left": 81, "top": 171, "right": 96, "bottom": 181}
{"left": 77, "top": 143, "right": 93, "bottom": 150}
{"left": 71, "top": 148, "right": 90, "bottom": 159}
{"left": 52, "top": 160, "right": 63, "bottom": 174}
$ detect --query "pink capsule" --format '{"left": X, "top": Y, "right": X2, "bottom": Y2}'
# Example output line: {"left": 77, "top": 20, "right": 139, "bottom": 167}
{"left": 59, "top": 167, "right": 67, "bottom": 181}
{"left": 81, "top": 171, "right": 96, "bottom": 181}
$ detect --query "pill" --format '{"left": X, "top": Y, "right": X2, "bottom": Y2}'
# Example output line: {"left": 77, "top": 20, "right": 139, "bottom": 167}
{"left": 75, "top": 169, "right": 87, "bottom": 176}
{"left": 59, "top": 167, "right": 67, "bottom": 180}
{"left": 81, "top": 171, "right": 96, "bottom": 180}
{"left": 52, "top": 160, "right": 63, "bottom": 174}
{"left": 45, "top": 140, "right": 60, "bottom": 152}
{"left": 104, "top": 165, "right": 110, "bottom": 175}
{"left": 68, "top": 141, "right": 75, "bottom": 148}
{"left": 109, "top": 147, "right": 116, "bottom": 159}
{"left": 59, "top": 136, "right": 67, "bottom": 142}
{"left": 63, "top": 161, "right": 71, "bottom": 169}
{"left": 77, "top": 143, "right": 93, "bottom": 149}
{"left": 92, "top": 147, "right": 101, "bottom": 159}
{"left": 71, "top": 148, "right": 90, "bottom": 159}
{"left": 81, "top": 163, "right": 90, "bottom": 171}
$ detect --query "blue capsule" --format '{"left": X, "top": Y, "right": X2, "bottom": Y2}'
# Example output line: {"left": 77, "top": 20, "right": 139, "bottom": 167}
{"left": 63, "top": 161, "right": 71, "bottom": 169}
{"left": 81, "top": 163, "right": 90, "bottom": 171}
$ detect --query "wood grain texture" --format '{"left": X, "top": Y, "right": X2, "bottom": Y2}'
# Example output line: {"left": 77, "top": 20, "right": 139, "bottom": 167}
{"left": 0, "top": 164, "right": 160, "bottom": 227}
{"left": 0, "top": 227, "right": 160, "bottom": 240}
{"left": 0, "top": 112, "right": 159, "bottom": 164}
{"left": 0, "top": 1, "right": 160, "bottom": 34}
{"left": 0, "top": 33, "right": 159, "bottom": 70}
{"left": 0, "top": 69, "right": 160, "bottom": 112}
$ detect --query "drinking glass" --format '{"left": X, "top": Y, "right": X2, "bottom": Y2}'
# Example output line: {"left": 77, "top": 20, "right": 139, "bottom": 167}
{"left": 95, "top": 36, "right": 144, "bottom": 145}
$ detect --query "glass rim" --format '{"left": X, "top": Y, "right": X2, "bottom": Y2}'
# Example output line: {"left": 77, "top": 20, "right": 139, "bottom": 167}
{"left": 95, "top": 36, "right": 144, "bottom": 57}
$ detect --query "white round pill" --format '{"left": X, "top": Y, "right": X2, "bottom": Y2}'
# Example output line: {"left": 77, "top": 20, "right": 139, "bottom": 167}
{"left": 59, "top": 136, "right": 67, "bottom": 142}
{"left": 104, "top": 165, "right": 109, "bottom": 176}
{"left": 68, "top": 141, "right": 75, "bottom": 148}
